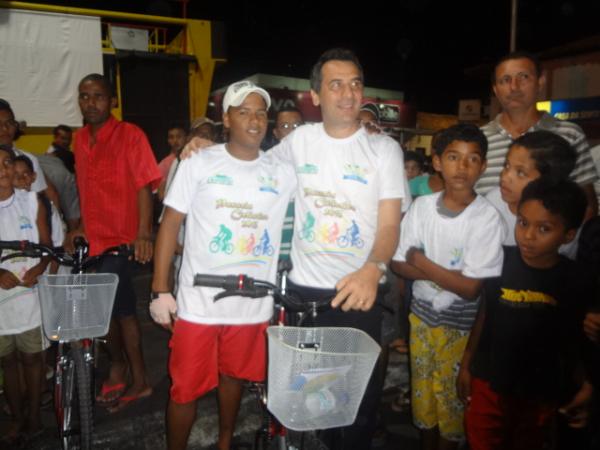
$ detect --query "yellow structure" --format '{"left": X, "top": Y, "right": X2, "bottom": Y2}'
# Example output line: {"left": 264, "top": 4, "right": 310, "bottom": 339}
{"left": 0, "top": 1, "right": 223, "bottom": 153}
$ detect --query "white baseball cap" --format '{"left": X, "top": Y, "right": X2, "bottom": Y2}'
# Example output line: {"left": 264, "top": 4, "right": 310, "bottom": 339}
{"left": 222, "top": 80, "right": 271, "bottom": 112}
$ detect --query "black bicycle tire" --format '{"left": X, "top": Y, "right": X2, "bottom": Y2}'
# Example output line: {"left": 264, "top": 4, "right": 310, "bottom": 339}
{"left": 58, "top": 355, "right": 77, "bottom": 450}
{"left": 72, "top": 346, "right": 94, "bottom": 450}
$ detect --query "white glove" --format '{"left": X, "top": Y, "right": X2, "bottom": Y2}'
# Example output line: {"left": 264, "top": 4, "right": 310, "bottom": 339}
{"left": 149, "top": 293, "right": 177, "bottom": 327}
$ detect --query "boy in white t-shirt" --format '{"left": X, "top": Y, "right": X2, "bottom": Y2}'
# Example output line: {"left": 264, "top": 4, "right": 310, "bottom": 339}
{"left": 13, "top": 155, "right": 66, "bottom": 250}
{"left": 391, "top": 124, "right": 506, "bottom": 449}
{"left": 0, "top": 145, "right": 51, "bottom": 444}
{"left": 150, "top": 81, "right": 295, "bottom": 450}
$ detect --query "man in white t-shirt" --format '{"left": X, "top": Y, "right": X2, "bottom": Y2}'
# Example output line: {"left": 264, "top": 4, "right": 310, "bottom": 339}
{"left": 150, "top": 81, "right": 295, "bottom": 450}
{"left": 271, "top": 48, "right": 408, "bottom": 450}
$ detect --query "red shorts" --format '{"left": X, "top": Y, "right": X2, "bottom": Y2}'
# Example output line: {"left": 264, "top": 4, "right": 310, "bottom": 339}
{"left": 168, "top": 319, "right": 268, "bottom": 403}
{"left": 465, "top": 377, "right": 557, "bottom": 450}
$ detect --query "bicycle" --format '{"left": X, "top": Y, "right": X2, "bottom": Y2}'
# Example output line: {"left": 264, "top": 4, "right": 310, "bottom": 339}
{"left": 0, "top": 239, "right": 130, "bottom": 450}
{"left": 193, "top": 270, "right": 381, "bottom": 450}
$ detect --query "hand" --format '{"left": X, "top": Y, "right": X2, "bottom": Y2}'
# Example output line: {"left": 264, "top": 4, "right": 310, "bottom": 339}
{"left": 133, "top": 235, "right": 153, "bottom": 264}
{"left": 456, "top": 365, "right": 472, "bottom": 406}
{"left": 64, "top": 228, "right": 87, "bottom": 254}
{"left": 0, "top": 269, "right": 20, "bottom": 290}
{"left": 406, "top": 247, "right": 423, "bottom": 266}
{"left": 331, "top": 263, "right": 381, "bottom": 312}
{"left": 21, "top": 264, "right": 46, "bottom": 287}
{"left": 559, "top": 381, "right": 594, "bottom": 428}
{"left": 179, "top": 137, "right": 214, "bottom": 160}
{"left": 149, "top": 293, "right": 177, "bottom": 331}
{"left": 583, "top": 312, "right": 600, "bottom": 344}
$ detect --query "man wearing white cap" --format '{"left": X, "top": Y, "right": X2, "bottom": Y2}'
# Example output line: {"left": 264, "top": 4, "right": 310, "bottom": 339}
{"left": 182, "top": 50, "right": 410, "bottom": 449}
{"left": 151, "top": 80, "right": 296, "bottom": 450}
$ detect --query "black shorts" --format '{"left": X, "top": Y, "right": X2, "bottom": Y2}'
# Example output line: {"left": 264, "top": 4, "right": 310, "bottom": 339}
{"left": 287, "top": 280, "right": 384, "bottom": 450}
{"left": 95, "top": 255, "right": 137, "bottom": 318}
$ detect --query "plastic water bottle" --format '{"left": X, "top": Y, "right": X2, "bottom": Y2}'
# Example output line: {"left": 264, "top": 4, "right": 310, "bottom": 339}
{"left": 304, "top": 388, "right": 336, "bottom": 417}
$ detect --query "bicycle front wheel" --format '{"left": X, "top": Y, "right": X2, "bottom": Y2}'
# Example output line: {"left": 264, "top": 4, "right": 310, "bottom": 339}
{"left": 72, "top": 346, "right": 94, "bottom": 450}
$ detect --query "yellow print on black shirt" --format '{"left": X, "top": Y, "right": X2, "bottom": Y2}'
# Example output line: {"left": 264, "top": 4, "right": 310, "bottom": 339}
{"left": 500, "top": 288, "right": 557, "bottom": 306}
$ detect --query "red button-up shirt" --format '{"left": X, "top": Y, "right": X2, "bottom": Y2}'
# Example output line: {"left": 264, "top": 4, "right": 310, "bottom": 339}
{"left": 74, "top": 116, "right": 161, "bottom": 255}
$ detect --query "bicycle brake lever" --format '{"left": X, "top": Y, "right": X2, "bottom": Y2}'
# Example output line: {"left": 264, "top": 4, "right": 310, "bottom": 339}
{"left": 213, "top": 289, "right": 270, "bottom": 302}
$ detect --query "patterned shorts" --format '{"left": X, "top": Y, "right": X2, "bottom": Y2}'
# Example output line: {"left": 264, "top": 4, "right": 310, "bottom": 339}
{"left": 409, "top": 313, "right": 470, "bottom": 442}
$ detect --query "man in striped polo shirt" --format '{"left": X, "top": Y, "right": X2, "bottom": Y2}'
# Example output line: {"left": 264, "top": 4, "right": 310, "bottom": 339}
{"left": 476, "top": 51, "right": 598, "bottom": 218}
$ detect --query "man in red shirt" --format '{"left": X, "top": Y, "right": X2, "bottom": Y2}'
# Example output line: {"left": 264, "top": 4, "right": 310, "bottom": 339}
{"left": 70, "top": 73, "right": 160, "bottom": 411}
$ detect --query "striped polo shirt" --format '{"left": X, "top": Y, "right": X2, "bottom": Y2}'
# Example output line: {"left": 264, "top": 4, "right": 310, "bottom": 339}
{"left": 476, "top": 112, "right": 599, "bottom": 194}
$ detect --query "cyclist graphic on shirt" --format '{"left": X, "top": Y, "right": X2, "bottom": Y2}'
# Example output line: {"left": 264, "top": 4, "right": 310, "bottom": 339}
{"left": 337, "top": 219, "right": 364, "bottom": 249}
{"left": 253, "top": 229, "right": 274, "bottom": 256}
{"left": 210, "top": 224, "right": 233, "bottom": 254}
{"left": 299, "top": 212, "right": 316, "bottom": 241}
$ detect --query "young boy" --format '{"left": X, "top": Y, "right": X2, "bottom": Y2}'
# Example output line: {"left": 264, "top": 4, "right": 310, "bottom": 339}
{"left": 13, "top": 155, "right": 66, "bottom": 252}
{"left": 391, "top": 123, "right": 506, "bottom": 449}
{"left": 404, "top": 150, "right": 425, "bottom": 180}
{"left": 0, "top": 145, "right": 51, "bottom": 444}
{"left": 150, "top": 81, "right": 295, "bottom": 450}
{"left": 486, "top": 130, "right": 576, "bottom": 248}
{"left": 459, "top": 178, "right": 593, "bottom": 450}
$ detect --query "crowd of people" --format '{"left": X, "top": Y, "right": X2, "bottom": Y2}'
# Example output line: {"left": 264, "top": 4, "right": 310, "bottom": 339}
{"left": 0, "top": 46, "right": 599, "bottom": 450}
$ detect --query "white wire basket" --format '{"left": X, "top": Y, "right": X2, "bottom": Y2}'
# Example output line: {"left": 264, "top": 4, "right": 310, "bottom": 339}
{"left": 37, "top": 273, "right": 119, "bottom": 342}
{"left": 266, "top": 326, "right": 381, "bottom": 431}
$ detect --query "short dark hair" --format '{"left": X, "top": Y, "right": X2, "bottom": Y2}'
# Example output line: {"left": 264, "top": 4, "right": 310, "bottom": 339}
{"left": 53, "top": 124, "right": 72, "bottom": 136}
{"left": 14, "top": 155, "right": 34, "bottom": 173}
{"left": 492, "top": 51, "right": 542, "bottom": 84}
{"left": 404, "top": 150, "right": 424, "bottom": 169}
{"left": 0, "top": 144, "right": 16, "bottom": 159}
{"left": 519, "top": 178, "right": 586, "bottom": 231}
{"left": 167, "top": 123, "right": 187, "bottom": 133}
{"left": 78, "top": 73, "right": 115, "bottom": 97}
{"left": 277, "top": 105, "right": 302, "bottom": 117}
{"left": 510, "top": 130, "right": 576, "bottom": 183}
{"left": 310, "top": 48, "right": 364, "bottom": 92}
{"left": 433, "top": 123, "right": 488, "bottom": 159}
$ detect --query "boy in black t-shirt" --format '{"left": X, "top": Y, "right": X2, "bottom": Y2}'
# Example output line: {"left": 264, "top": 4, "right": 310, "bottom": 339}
{"left": 458, "top": 178, "right": 594, "bottom": 450}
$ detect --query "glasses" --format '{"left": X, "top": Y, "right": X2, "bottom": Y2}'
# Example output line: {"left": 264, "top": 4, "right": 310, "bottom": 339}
{"left": 0, "top": 120, "right": 18, "bottom": 129}
{"left": 278, "top": 122, "right": 302, "bottom": 130}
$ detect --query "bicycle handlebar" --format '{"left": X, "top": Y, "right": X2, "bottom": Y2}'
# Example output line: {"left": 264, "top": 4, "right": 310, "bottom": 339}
{"left": 0, "top": 240, "right": 133, "bottom": 269}
{"left": 193, "top": 273, "right": 333, "bottom": 312}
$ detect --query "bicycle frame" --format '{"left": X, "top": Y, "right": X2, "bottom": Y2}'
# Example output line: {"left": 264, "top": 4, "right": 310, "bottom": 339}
{"left": 0, "top": 239, "right": 129, "bottom": 450}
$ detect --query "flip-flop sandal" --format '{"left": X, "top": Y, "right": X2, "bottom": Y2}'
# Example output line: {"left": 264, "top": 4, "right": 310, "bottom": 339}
{"left": 106, "top": 388, "right": 152, "bottom": 414}
{"left": 96, "top": 381, "right": 126, "bottom": 404}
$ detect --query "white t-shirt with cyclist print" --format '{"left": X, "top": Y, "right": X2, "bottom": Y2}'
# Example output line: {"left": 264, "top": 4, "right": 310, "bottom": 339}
{"left": 272, "top": 123, "right": 410, "bottom": 289}
{"left": 164, "top": 144, "right": 296, "bottom": 325}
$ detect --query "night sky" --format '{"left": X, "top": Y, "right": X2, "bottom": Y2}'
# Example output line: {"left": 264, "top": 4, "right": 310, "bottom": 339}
{"left": 34, "top": 1, "right": 600, "bottom": 113}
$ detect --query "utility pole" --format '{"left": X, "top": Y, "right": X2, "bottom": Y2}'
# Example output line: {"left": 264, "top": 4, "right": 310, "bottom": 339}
{"left": 510, "top": 0, "right": 518, "bottom": 51}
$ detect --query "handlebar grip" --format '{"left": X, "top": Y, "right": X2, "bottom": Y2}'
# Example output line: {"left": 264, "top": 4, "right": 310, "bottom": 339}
{"left": 193, "top": 274, "right": 251, "bottom": 291}
{"left": 0, "top": 240, "right": 29, "bottom": 251}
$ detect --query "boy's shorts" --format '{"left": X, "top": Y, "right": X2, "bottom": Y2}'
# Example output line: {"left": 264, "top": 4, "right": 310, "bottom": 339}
{"left": 0, "top": 326, "right": 45, "bottom": 358}
{"left": 465, "top": 377, "right": 556, "bottom": 450}
{"left": 169, "top": 319, "right": 268, "bottom": 404}
{"left": 409, "top": 313, "right": 470, "bottom": 442}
